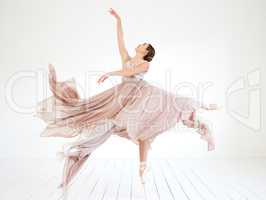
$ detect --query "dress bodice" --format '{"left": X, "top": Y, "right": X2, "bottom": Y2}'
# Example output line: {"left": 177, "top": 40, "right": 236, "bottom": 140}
{"left": 122, "top": 60, "right": 148, "bottom": 81}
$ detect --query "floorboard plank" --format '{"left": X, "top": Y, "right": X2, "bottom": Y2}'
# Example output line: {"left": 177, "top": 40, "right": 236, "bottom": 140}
{"left": 152, "top": 159, "right": 175, "bottom": 200}
{"left": 159, "top": 159, "right": 190, "bottom": 200}
{"left": 167, "top": 159, "right": 203, "bottom": 200}
{"left": 116, "top": 159, "right": 132, "bottom": 200}
{"left": 130, "top": 159, "right": 146, "bottom": 200}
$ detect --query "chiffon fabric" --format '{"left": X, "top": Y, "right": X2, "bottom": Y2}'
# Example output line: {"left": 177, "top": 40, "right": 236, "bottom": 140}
{"left": 35, "top": 62, "right": 218, "bottom": 190}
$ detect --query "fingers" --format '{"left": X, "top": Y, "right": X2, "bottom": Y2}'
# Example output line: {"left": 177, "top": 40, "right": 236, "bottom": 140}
{"left": 48, "top": 63, "right": 54, "bottom": 71}
{"left": 109, "top": 8, "right": 115, "bottom": 14}
{"left": 108, "top": 8, "right": 113, "bottom": 15}
{"left": 100, "top": 76, "right": 108, "bottom": 83}
{"left": 97, "top": 77, "right": 102, "bottom": 84}
{"left": 48, "top": 64, "right": 57, "bottom": 77}
{"left": 108, "top": 8, "right": 119, "bottom": 19}
{"left": 97, "top": 75, "right": 108, "bottom": 84}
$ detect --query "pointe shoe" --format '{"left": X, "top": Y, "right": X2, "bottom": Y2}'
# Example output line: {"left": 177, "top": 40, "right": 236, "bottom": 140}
{"left": 139, "top": 161, "right": 150, "bottom": 184}
{"left": 57, "top": 183, "right": 63, "bottom": 189}
{"left": 57, "top": 182, "right": 71, "bottom": 191}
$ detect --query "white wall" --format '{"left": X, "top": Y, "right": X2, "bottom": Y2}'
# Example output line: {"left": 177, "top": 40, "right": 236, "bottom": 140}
{"left": 0, "top": 0, "right": 265, "bottom": 159}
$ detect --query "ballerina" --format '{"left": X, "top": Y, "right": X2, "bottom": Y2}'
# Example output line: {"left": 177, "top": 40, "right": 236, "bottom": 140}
{"left": 35, "top": 7, "right": 220, "bottom": 193}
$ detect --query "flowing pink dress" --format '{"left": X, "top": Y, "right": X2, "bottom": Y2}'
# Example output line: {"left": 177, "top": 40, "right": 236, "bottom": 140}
{"left": 35, "top": 60, "right": 218, "bottom": 190}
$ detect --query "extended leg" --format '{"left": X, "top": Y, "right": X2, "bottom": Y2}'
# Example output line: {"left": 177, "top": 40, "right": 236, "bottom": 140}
{"left": 182, "top": 111, "right": 215, "bottom": 151}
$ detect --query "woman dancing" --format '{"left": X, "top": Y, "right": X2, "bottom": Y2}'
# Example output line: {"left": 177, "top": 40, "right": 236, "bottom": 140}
{"left": 35, "top": 8, "right": 219, "bottom": 194}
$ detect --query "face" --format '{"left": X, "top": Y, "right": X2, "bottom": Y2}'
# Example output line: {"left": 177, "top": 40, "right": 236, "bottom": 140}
{"left": 135, "top": 42, "right": 149, "bottom": 55}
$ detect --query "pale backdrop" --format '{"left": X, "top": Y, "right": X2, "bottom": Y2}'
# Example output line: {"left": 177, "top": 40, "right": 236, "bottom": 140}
{"left": 0, "top": 0, "right": 265, "bottom": 159}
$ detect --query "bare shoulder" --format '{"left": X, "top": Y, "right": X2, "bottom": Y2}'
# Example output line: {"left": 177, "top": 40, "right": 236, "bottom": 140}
{"left": 141, "top": 61, "right": 150, "bottom": 67}
{"left": 137, "top": 61, "right": 150, "bottom": 71}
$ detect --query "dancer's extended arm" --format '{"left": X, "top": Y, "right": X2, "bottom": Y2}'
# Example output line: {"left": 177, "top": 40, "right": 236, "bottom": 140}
{"left": 109, "top": 8, "right": 131, "bottom": 66}
{"left": 108, "top": 62, "right": 149, "bottom": 77}
{"left": 97, "top": 62, "right": 149, "bottom": 84}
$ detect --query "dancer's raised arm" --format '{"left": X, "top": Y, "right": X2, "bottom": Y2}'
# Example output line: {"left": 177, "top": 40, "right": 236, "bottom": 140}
{"left": 109, "top": 8, "right": 131, "bottom": 66}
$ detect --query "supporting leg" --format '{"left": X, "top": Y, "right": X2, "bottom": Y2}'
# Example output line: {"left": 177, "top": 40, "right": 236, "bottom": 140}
{"left": 138, "top": 139, "right": 151, "bottom": 183}
{"left": 139, "top": 139, "right": 150, "bottom": 163}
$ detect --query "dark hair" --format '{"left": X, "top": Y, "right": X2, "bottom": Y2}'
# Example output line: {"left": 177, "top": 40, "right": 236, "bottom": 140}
{"left": 143, "top": 43, "right": 155, "bottom": 62}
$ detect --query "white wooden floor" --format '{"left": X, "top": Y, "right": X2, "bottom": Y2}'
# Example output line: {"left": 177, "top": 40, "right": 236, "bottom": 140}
{"left": 1, "top": 157, "right": 266, "bottom": 200}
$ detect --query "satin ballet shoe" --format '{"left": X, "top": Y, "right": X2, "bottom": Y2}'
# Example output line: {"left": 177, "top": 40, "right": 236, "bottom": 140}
{"left": 57, "top": 183, "right": 64, "bottom": 189}
{"left": 57, "top": 182, "right": 69, "bottom": 189}
{"left": 58, "top": 183, "right": 69, "bottom": 200}
{"left": 139, "top": 161, "right": 150, "bottom": 184}
{"left": 205, "top": 103, "right": 223, "bottom": 110}
{"left": 199, "top": 103, "right": 222, "bottom": 111}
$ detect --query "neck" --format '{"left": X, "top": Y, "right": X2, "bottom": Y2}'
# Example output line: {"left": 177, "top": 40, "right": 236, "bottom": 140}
{"left": 132, "top": 52, "right": 144, "bottom": 61}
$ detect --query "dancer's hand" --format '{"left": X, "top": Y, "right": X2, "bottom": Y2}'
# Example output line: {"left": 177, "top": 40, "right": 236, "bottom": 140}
{"left": 48, "top": 63, "right": 54, "bottom": 71}
{"left": 97, "top": 73, "right": 110, "bottom": 84}
{"left": 108, "top": 8, "right": 121, "bottom": 21}
{"left": 48, "top": 63, "right": 56, "bottom": 75}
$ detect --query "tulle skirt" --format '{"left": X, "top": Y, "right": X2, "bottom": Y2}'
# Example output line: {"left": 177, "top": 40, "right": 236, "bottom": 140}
{"left": 35, "top": 64, "right": 218, "bottom": 189}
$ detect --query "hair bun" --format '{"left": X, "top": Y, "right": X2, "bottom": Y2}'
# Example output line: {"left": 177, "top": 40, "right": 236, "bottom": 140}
{"left": 144, "top": 44, "right": 155, "bottom": 62}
